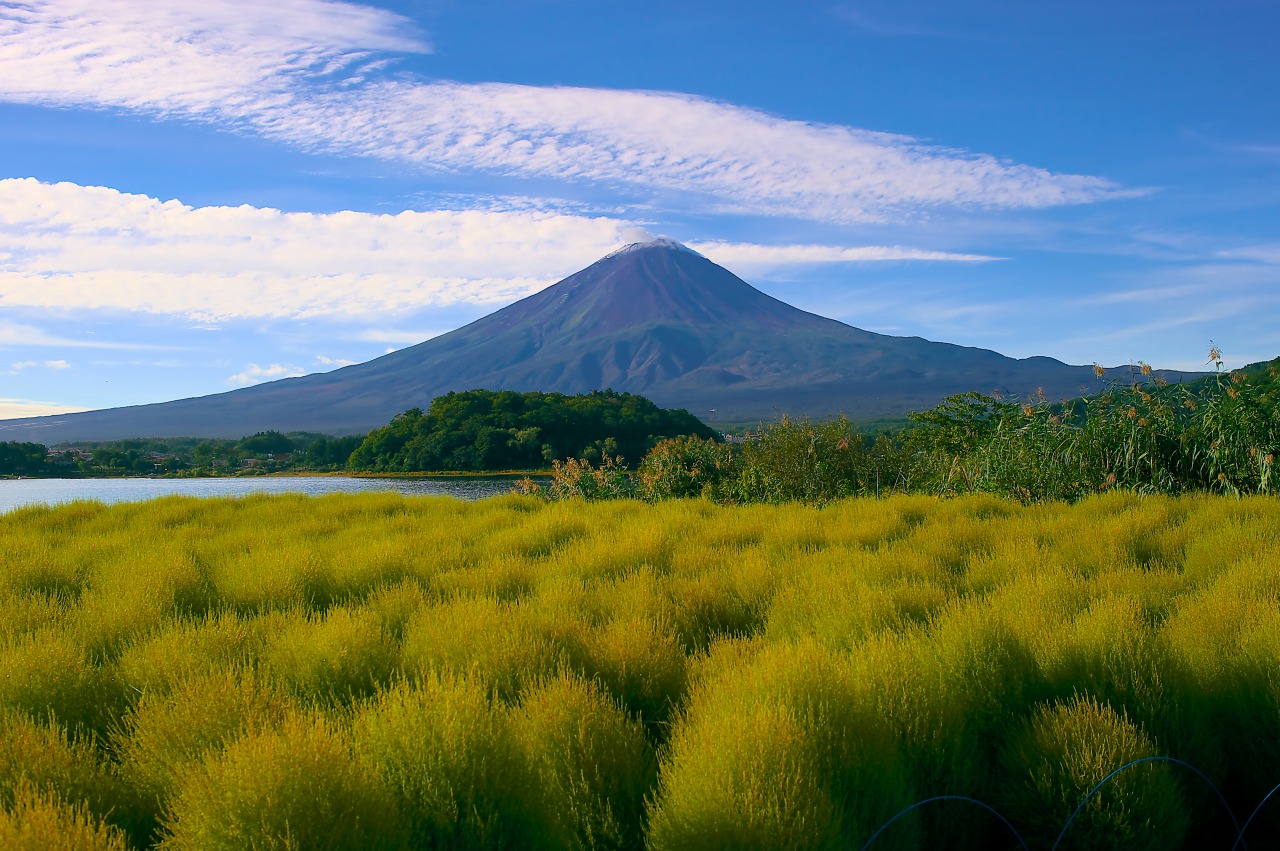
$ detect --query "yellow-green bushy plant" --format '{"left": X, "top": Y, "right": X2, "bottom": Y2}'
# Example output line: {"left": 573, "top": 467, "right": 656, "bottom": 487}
{"left": 1158, "top": 563, "right": 1280, "bottom": 837}
{"left": 572, "top": 615, "right": 689, "bottom": 733}
{"left": 647, "top": 639, "right": 918, "bottom": 851}
{"left": 259, "top": 603, "right": 398, "bottom": 703}
{"left": 353, "top": 673, "right": 543, "bottom": 850}
{"left": 0, "top": 710, "right": 134, "bottom": 839}
{"left": 0, "top": 628, "right": 125, "bottom": 736}
{"left": 112, "top": 666, "right": 295, "bottom": 822}
{"left": 510, "top": 672, "right": 656, "bottom": 850}
{"left": 161, "top": 710, "right": 403, "bottom": 850}
{"left": 996, "top": 695, "right": 1188, "bottom": 851}
{"left": 400, "top": 595, "right": 564, "bottom": 702}
{"left": 0, "top": 781, "right": 133, "bottom": 851}
{"left": 111, "top": 611, "right": 262, "bottom": 696}
{"left": 877, "top": 599, "right": 1045, "bottom": 849}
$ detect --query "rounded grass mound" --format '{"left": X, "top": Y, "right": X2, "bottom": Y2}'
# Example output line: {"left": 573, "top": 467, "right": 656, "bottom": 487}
{"left": 997, "top": 695, "right": 1189, "bottom": 851}
{"left": 646, "top": 639, "right": 918, "bottom": 851}
{"left": 160, "top": 712, "right": 403, "bottom": 851}
{"left": 0, "top": 782, "right": 132, "bottom": 851}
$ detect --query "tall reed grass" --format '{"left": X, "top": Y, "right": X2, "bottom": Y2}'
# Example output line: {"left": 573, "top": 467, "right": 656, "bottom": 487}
{"left": 528, "top": 356, "right": 1279, "bottom": 505}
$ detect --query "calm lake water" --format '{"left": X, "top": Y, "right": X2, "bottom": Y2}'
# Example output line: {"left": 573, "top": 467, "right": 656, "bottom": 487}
{"left": 0, "top": 476, "right": 525, "bottom": 514}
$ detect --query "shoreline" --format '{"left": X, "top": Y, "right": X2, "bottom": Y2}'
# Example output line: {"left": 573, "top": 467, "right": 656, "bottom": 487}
{"left": 1, "top": 470, "right": 550, "bottom": 482}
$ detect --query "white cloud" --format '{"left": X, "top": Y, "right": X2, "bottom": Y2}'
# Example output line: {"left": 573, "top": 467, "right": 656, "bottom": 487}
{"left": 0, "top": 178, "right": 638, "bottom": 319}
{"left": 0, "top": 179, "right": 1001, "bottom": 321}
{"left": 0, "top": 0, "right": 1129, "bottom": 223}
{"left": 0, "top": 0, "right": 426, "bottom": 113}
{"left": 0, "top": 398, "right": 88, "bottom": 418}
{"left": 227, "top": 362, "right": 306, "bottom": 386}
{"left": 1218, "top": 244, "right": 1280, "bottom": 265}
{"left": 7, "top": 359, "right": 71, "bottom": 373}
{"left": 688, "top": 241, "right": 1001, "bottom": 274}
{"left": 315, "top": 355, "right": 358, "bottom": 368}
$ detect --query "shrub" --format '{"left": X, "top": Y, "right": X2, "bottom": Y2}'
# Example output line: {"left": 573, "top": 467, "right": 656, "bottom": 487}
{"left": 636, "top": 436, "right": 738, "bottom": 500}
{"left": 259, "top": 604, "right": 398, "bottom": 703}
{"left": 904, "top": 356, "right": 1280, "bottom": 502}
{"left": 0, "top": 781, "right": 132, "bottom": 851}
{"left": 0, "top": 710, "right": 133, "bottom": 838}
{"left": 400, "top": 596, "right": 564, "bottom": 702}
{"left": 112, "top": 667, "right": 295, "bottom": 809}
{"left": 161, "top": 711, "right": 403, "bottom": 850}
{"left": 509, "top": 673, "right": 656, "bottom": 850}
{"left": 729, "top": 416, "right": 911, "bottom": 503}
{"left": 996, "top": 695, "right": 1188, "bottom": 851}
{"left": 353, "top": 674, "right": 543, "bottom": 850}
{"left": 647, "top": 639, "right": 917, "bottom": 851}
{"left": 0, "top": 628, "right": 123, "bottom": 736}
{"left": 534, "top": 456, "right": 639, "bottom": 501}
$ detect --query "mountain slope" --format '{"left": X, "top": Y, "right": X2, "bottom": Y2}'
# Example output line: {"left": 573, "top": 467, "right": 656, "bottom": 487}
{"left": 0, "top": 239, "right": 1202, "bottom": 441}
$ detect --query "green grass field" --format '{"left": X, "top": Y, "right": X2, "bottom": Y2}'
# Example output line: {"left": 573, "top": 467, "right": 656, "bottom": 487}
{"left": 1, "top": 491, "right": 1278, "bottom": 849}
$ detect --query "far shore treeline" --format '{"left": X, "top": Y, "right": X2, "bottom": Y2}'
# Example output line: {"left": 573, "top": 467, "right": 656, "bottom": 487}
{"left": 3, "top": 356, "right": 1278, "bottom": 503}
{"left": 0, "top": 389, "right": 718, "bottom": 479}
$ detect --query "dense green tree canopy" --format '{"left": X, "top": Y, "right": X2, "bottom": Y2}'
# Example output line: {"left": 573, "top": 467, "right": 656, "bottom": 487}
{"left": 349, "top": 389, "right": 718, "bottom": 473}
{"left": 236, "top": 431, "right": 297, "bottom": 454}
{"left": 0, "top": 442, "right": 49, "bottom": 476}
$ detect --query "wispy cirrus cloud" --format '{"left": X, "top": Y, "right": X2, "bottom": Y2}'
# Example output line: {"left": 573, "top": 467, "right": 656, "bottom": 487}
{"left": 0, "top": 179, "right": 1011, "bottom": 321}
{"left": 1217, "top": 244, "right": 1280, "bottom": 265}
{"left": 689, "top": 240, "right": 1001, "bottom": 274}
{"left": 0, "top": 0, "right": 426, "bottom": 112}
{"left": 830, "top": 3, "right": 959, "bottom": 38}
{"left": 0, "top": 0, "right": 1131, "bottom": 223}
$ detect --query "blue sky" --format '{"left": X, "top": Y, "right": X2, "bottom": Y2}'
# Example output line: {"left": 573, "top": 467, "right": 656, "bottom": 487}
{"left": 1, "top": 0, "right": 1277, "bottom": 421}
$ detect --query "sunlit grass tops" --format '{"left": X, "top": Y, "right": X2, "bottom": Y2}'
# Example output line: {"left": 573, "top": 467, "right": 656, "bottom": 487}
{"left": 1, "top": 491, "right": 1278, "bottom": 849}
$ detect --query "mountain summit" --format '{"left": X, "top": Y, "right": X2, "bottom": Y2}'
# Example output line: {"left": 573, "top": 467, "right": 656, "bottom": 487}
{"left": 0, "top": 240, "right": 1198, "bottom": 441}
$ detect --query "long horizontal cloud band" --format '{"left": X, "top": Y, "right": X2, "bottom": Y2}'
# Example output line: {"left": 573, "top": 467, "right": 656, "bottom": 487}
{"left": 0, "top": 179, "right": 998, "bottom": 321}
{"left": 0, "top": 0, "right": 1131, "bottom": 223}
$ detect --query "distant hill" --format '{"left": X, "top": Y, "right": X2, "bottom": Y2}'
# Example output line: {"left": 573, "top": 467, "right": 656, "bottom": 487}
{"left": 0, "top": 239, "right": 1207, "bottom": 442}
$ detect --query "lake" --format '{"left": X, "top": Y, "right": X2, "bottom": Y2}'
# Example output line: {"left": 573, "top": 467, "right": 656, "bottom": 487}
{"left": 0, "top": 475, "right": 526, "bottom": 514}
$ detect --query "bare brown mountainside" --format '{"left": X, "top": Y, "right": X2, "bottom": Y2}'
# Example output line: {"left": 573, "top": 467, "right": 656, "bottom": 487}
{"left": 0, "top": 239, "right": 1203, "bottom": 441}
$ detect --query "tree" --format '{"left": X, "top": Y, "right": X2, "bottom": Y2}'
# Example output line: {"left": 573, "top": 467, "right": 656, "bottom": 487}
{"left": 348, "top": 390, "right": 718, "bottom": 473}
